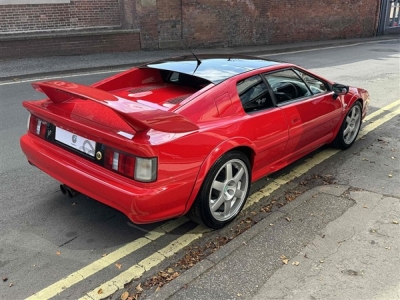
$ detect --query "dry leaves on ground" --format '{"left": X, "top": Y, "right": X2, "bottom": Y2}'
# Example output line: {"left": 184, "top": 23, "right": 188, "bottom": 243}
{"left": 280, "top": 255, "right": 289, "bottom": 265}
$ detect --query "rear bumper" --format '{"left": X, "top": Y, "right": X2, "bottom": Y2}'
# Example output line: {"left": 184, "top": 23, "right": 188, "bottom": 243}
{"left": 20, "top": 134, "right": 197, "bottom": 224}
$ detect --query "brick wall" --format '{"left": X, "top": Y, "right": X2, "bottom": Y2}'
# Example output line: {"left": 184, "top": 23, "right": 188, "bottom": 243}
{"left": 0, "top": 0, "right": 380, "bottom": 57}
{"left": 138, "top": 0, "right": 380, "bottom": 49}
{"left": 0, "top": 30, "right": 140, "bottom": 58}
{"left": 0, "top": 0, "right": 121, "bottom": 33}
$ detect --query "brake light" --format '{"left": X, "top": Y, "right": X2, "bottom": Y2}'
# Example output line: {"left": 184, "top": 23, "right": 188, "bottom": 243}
{"left": 104, "top": 147, "right": 135, "bottom": 178}
{"left": 28, "top": 114, "right": 47, "bottom": 138}
{"left": 104, "top": 147, "right": 157, "bottom": 182}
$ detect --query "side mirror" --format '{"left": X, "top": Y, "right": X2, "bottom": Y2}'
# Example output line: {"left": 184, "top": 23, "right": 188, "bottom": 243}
{"left": 332, "top": 83, "right": 349, "bottom": 99}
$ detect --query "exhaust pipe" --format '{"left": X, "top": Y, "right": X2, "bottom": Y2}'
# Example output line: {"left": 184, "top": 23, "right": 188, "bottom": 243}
{"left": 60, "top": 184, "right": 79, "bottom": 198}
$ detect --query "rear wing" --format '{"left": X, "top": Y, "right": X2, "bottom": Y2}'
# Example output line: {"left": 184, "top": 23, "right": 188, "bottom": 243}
{"left": 30, "top": 80, "right": 199, "bottom": 133}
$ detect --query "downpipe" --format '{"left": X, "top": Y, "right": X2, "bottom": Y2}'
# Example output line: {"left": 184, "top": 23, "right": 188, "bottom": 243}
{"left": 60, "top": 184, "right": 79, "bottom": 198}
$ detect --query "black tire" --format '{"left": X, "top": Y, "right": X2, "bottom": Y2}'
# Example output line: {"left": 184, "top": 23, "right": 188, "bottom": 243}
{"left": 187, "top": 151, "right": 251, "bottom": 229}
{"left": 332, "top": 101, "right": 362, "bottom": 150}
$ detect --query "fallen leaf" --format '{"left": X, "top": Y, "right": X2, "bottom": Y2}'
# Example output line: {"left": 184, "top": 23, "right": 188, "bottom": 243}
{"left": 9, "top": 283, "right": 14, "bottom": 287}
{"left": 121, "top": 291, "right": 129, "bottom": 300}
{"left": 155, "top": 286, "right": 161, "bottom": 292}
{"left": 97, "top": 288, "right": 103, "bottom": 294}
{"left": 115, "top": 263, "right": 122, "bottom": 270}
{"left": 292, "top": 261, "right": 300, "bottom": 266}
{"left": 388, "top": 174, "right": 393, "bottom": 178}
{"left": 168, "top": 272, "right": 180, "bottom": 281}
{"left": 282, "top": 259, "right": 289, "bottom": 265}
{"left": 285, "top": 217, "right": 291, "bottom": 222}
{"left": 319, "top": 260, "right": 324, "bottom": 263}
{"left": 167, "top": 268, "right": 174, "bottom": 273}
{"left": 280, "top": 255, "right": 287, "bottom": 260}
{"left": 56, "top": 251, "right": 61, "bottom": 256}
{"left": 269, "top": 223, "right": 274, "bottom": 226}
{"left": 135, "top": 283, "right": 143, "bottom": 292}
{"left": 237, "top": 293, "right": 242, "bottom": 297}
{"left": 393, "top": 221, "right": 399, "bottom": 224}
{"left": 2, "top": 276, "right": 8, "bottom": 282}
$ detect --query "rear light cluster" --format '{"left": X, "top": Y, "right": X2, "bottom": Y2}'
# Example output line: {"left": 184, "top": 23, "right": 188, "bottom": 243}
{"left": 28, "top": 114, "right": 47, "bottom": 138}
{"left": 27, "top": 113, "right": 158, "bottom": 182}
{"left": 104, "top": 147, "right": 157, "bottom": 182}
{"left": 104, "top": 147, "right": 135, "bottom": 177}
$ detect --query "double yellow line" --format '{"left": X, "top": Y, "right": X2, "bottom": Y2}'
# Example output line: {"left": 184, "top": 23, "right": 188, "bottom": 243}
{"left": 27, "top": 99, "right": 400, "bottom": 300}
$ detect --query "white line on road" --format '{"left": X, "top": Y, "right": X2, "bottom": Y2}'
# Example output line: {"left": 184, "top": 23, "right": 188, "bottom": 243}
{"left": 0, "top": 69, "right": 127, "bottom": 86}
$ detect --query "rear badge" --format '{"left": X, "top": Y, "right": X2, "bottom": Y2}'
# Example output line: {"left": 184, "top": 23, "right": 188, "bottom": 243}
{"left": 96, "top": 151, "right": 102, "bottom": 160}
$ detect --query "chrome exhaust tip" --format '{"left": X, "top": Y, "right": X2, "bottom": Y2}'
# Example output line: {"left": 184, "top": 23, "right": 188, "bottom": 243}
{"left": 60, "top": 184, "right": 67, "bottom": 195}
{"left": 60, "top": 184, "right": 79, "bottom": 198}
{"left": 66, "top": 186, "right": 79, "bottom": 198}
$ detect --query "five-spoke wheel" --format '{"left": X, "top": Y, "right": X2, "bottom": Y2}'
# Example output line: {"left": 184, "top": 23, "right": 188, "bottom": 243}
{"left": 333, "top": 101, "right": 362, "bottom": 149}
{"left": 187, "top": 151, "right": 251, "bottom": 229}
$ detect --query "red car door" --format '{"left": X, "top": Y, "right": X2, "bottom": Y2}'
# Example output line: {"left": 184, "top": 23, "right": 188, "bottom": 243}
{"left": 235, "top": 75, "right": 289, "bottom": 179}
{"left": 263, "top": 69, "right": 343, "bottom": 158}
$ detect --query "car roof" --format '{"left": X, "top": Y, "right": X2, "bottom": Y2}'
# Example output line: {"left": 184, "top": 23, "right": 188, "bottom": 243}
{"left": 142, "top": 54, "right": 282, "bottom": 84}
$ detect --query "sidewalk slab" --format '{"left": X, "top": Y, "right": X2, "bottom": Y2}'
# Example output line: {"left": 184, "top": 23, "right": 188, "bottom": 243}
{"left": 253, "top": 190, "right": 400, "bottom": 300}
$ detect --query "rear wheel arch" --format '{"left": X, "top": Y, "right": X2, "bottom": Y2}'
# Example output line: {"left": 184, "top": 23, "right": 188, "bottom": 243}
{"left": 183, "top": 140, "right": 256, "bottom": 217}
{"left": 186, "top": 149, "right": 253, "bottom": 228}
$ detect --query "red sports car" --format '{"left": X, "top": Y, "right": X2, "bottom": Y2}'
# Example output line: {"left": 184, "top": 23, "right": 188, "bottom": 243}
{"left": 20, "top": 55, "right": 370, "bottom": 229}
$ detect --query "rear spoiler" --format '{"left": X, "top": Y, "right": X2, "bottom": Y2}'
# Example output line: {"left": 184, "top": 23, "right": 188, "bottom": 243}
{"left": 31, "top": 80, "right": 199, "bottom": 133}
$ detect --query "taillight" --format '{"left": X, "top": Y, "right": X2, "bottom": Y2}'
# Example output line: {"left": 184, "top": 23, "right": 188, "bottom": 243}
{"left": 104, "top": 147, "right": 135, "bottom": 178}
{"left": 28, "top": 114, "right": 47, "bottom": 138}
{"left": 104, "top": 147, "right": 157, "bottom": 182}
{"left": 134, "top": 157, "right": 157, "bottom": 182}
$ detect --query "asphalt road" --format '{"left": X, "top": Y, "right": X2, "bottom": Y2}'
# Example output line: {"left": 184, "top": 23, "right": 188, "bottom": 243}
{"left": 0, "top": 39, "right": 399, "bottom": 300}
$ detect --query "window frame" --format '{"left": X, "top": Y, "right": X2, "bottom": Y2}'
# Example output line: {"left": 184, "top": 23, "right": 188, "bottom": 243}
{"left": 262, "top": 68, "right": 331, "bottom": 107}
{"left": 236, "top": 74, "right": 276, "bottom": 114}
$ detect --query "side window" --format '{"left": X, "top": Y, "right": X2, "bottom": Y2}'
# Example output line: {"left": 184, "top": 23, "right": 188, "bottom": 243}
{"left": 236, "top": 75, "right": 273, "bottom": 113}
{"left": 294, "top": 69, "right": 328, "bottom": 95}
{"left": 263, "top": 69, "right": 312, "bottom": 104}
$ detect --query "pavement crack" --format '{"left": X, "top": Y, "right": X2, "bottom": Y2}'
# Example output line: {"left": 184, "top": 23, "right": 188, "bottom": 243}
{"left": 58, "top": 235, "right": 78, "bottom": 247}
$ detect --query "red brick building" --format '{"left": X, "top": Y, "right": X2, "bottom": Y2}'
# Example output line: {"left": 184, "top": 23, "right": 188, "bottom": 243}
{"left": 0, "top": 0, "right": 381, "bottom": 58}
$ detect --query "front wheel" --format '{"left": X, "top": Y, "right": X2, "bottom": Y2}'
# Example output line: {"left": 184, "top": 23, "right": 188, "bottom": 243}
{"left": 332, "top": 101, "right": 362, "bottom": 149}
{"left": 187, "top": 151, "right": 251, "bottom": 229}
